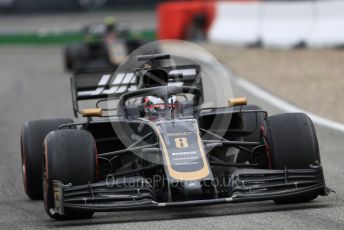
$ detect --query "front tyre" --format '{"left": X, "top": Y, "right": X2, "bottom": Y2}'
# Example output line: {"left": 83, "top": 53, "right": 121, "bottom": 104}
{"left": 262, "top": 113, "right": 322, "bottom": 204}
{"left": 20, "top": 119, "right": 73, "bottom": 200}
{"left": 43, "top": 130, "right": 97, "bottom": 219}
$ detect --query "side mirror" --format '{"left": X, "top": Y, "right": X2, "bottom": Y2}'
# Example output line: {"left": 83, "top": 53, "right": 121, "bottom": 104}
{"left": 80, "top": 108, "right": 103, "bottom": 117}
{"left": 228, "top": 97, "right": 247, "bottom": 107}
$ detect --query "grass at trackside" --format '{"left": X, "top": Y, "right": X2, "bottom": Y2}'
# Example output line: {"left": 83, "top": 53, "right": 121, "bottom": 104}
{"left": 0, "top": 32, "right": 83, "bottom": 45}
{"left": 0, "top": 30, "right": 156, "bottom": 45}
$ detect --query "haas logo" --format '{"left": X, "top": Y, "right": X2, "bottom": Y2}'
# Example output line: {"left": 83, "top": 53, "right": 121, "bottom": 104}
{"left": 78, "top": 73, "right": 137, "bottom": 97}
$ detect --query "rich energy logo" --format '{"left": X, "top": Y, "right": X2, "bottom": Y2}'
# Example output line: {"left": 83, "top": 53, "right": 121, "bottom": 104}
{"left": 171, "top": 151, "right": 196, "bottom": 156}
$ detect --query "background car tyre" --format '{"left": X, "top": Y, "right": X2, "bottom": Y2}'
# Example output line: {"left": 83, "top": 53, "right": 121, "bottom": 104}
{"left": 20, "top": 119, "right": 73, "bottom": 200}
{"left": 64, "top": 45, "right": 78, "bottom": 71}
{"left": 262, "top": 113, "right": 322, "bottom": 204}
{"left": 43, "top": 129, "right": 97, "bottom": 219}
{"left": 64, "top": 44, "right": 86, "bottom": 72}
{"left": 64, "top": 54, "right": 74, "bottom": 72}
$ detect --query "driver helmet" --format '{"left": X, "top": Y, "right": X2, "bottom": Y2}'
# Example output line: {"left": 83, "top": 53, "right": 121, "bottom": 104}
{"left": 144, "top": 95, "right": 178, "bottom": 119}
{"left": 104, "top": 16, "right": 117, "bottom": 33}
{"left": 103, "top": 16, "right": 118, "bottom": 43}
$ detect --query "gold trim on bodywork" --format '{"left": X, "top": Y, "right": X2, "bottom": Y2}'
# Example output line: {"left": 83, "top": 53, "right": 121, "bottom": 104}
{"left": 151, "top": 122, "right": 210, "bottom": 181}
{"left": 80, "top": 108, "right": 103, "bottom": 117}
{"left": 228, "top": 97, "right": 247, "bottom": 107}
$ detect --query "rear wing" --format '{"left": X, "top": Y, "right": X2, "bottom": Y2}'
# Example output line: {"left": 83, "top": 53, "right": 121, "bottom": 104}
{"left": 71, "top": 65, "right": 202, "bottom": 117}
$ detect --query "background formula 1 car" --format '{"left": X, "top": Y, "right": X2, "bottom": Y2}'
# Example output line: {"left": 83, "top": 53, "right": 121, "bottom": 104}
{"left": 21, "top": 54, "right": 329, "bottom": 220}
{"left": 64, "top": 18, "right": 157, "bottom": 73}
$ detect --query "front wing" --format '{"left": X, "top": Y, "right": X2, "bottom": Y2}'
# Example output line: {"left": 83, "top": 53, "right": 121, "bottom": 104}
{"left": 51, "top": 166, "right": 330, "bottom": 215}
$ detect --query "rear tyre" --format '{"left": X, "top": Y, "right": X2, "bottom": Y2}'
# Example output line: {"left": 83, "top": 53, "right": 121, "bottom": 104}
{"left": 20, "top": 119, "right": 73, "bottom": 200}
{"left": 64, "top": 45, "right": 78, "bottom": 71}
{"left": 262, "top": 113, "right": 322, "bottom": 204}
{"left": 64, "top": 44, "right": 86, "bottom": 72}
{"left": 43, "top": 130, "right": 97, "bottom": 220}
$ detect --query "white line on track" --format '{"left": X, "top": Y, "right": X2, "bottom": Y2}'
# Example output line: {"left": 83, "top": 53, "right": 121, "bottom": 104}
{"left": 232, "top": 74, "right": 344, "bottom": 133}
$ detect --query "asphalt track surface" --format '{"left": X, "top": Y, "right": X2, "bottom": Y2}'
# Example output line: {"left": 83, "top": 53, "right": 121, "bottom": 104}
{"left": 0, "top": 46, "right": 343, "bottom": 230}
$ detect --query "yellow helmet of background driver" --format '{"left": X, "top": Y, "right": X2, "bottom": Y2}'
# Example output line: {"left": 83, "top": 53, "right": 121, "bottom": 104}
{"left": 104, "top": 16, "right": 117, "bottom": 26}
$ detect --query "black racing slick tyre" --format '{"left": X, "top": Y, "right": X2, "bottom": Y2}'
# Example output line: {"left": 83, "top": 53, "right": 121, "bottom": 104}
{"left": 262, "top": 113, "right": 322, "bottom": 204}
{"left": 64, "top": 45, "right": 77, "bottom": 71}
{"left": 43, "top": 130, "right": 97, "bottom": 220}
{"left": 20, "top": 119, "right": 73, "bottom": 200}
{"left": 64, "top": 43, "right": 86, "bottom": 72}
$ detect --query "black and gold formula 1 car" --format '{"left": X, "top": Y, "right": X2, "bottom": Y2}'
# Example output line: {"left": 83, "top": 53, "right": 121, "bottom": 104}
{"left": 63, "top": 18, "right": 158, "bottom": 73}
{"left": 21, "top": 54, "right": 330, "bottom": 220}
